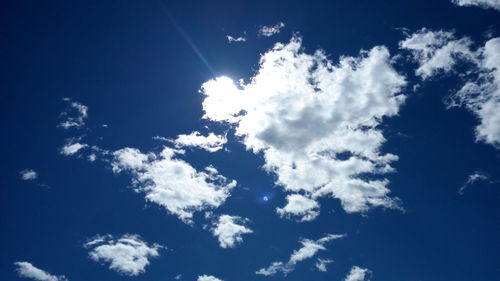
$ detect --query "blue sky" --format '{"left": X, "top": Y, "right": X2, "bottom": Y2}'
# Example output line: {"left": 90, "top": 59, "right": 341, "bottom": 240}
{"left": 1, "top": 1, "right": 499, "bottom": 281}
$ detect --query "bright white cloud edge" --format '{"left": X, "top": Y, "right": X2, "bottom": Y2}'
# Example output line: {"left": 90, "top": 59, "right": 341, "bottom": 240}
{"left": 14, "top": 262, "right": 67, "bottom": 281}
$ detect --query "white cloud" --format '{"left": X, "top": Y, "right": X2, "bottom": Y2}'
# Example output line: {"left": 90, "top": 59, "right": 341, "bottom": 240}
{"left": 344, "top": 266, "right": 371, "bottom": 281}
{"left": 211, "top": 214, "right": 253, "bottom": 248}
{"left": 165, "top": 131, "right": 227, "bottom": 152}
{"left": 201, "top": 36, "right": 406, "bottom": 220}
{"left": 276, "top": 194, "right": 319, "bottom": 222}
{"left": 315, "top": 258, "right": 333, "bottom": 272}
{"left": 226, "top": 35, "right": 247, "bottom": 43}
{"left": 58, "top": 99, "right": 88, "bottom": 130}
{"left": 399, "top": 28, "right": 477, "bottom": 79}
{"left": 84, "top": 234, "right": 162, "bottom": 276}
{"left": 258, "top": 22, "right": 285, "bottom": 37}
{"left": 60, "top": 142, "right": 88, "bottom": 156}
{"left": 111, "top": 146, "right": 236, "bottom": 223}
{"left": 446, "top": 37, "right": 500, "bottom": 147}
{"left": 458, "top": 171, "right": 490, "bottom": 194}
{"left": 197, "top": 275, "right": 223, "bottom": 281}
{"left": 256, "top": 233, "right": 345, "bottom": 276}
{"left": 20, "top": 169, "right": 38, "bottom": 181}
{"left": 14, "top": 262, "right": 67, "bottom": 281}
{"left": 402, "top": 29, "right": 500, "bottom": 148}
{"left": 452, "top": 0, "right": 500, "bottom": 11}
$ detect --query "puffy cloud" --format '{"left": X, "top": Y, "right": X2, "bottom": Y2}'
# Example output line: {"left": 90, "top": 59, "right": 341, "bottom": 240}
{"left": 20, "top": 169, "right": 38, "bottom": 181}
{"left": 258, "top": 22, "right": 285, "bottom": 37}
{"left": 58, "top": 98, "right": 88, "bottom": 130}
{"left": 111, "top": 146, "right": 236, "bottom": 223}
{"left": 84, "top": 234, "right": 162, "bottom": 276}
{"left": 399, "top": 28, "right": 477, "bottom": 79}
{"left": 458, "top": 171, "right": 490, "bottom": 194}
{"left": 256, "top": 233, "right": 345, "bottom": 276}
{"left": 226, "top": 35, "right": 247, "bottom": 43}
{"left": 201, "top": 36, "right": 406, "bottom": 220}
{"left": 159, "top": 131, "right": 227, "bottom": 152}
{"left": 276, "top": 194, "right": 319, "bottom": 222}
{"left": 210, "top": 214, "right": 253, "bottom": 248}
{"left": 315, "top": 258, "right": 333, "bottom": 272}
{"left": 197, "top": 275, "right": 223, "bottom": 281}
{"left": 446, "top": 37, "right": 500, "bottom": 147}
{"left": 344, "top": 266, "right": 371, "bottom": 281}
{"left": 14, "top": 262, "right": 67, "bottom": 281}
{"left": 60, "top": 142, "right": 88, "bottom": 156}
{"left": 402, "top": 29, "right": 500, "bottom": 148}
{"left": 452, "top": 0, "right": 500, "bottom": 11}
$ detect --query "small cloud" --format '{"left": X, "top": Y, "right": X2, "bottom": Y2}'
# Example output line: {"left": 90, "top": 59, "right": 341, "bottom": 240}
{"left": 60, "top": 142, "right": 88, "bottom": 156}
{"left": 14, "top": 261, "right": 68, "bottom": 281}
{"left": 58, "top": 99, "right": 88, "bottom": 130}
{"left": 226, "top": 35, "right": 247, "bottom": 43}
{"left": 154, "top": 132, "right": 227, "bottom": 153}
{"left": 84, "top": 234, "right": 163, "bottom": 276}
{"left": 344, "top": 266, "right": 371, "bottom": 281}
{"left": 452, "top": 0, "right": 500, "bottom": 11}
{"left": 20, "top": 169, "right": 38, "bottom": 181}
{"left": 258, "top": 22, "right": 285, "bottom": 37}
{"left": 197, "top": 275, "right": 223, "bottom": 281}
{"left": 315, "top": 258, "right": 333, "bottom": 272}
{"left": 210, "top": 214, "right": 253, "bottom": 248}
{"left": 174, "top": 274, "right": 182, "bottom": 280}
{"left": 458, "top": 171, "right": 491, "bottom": 195}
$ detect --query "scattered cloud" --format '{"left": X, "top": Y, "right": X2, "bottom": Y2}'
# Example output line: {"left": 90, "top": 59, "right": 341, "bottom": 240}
{"left": 58, "top": 98, "right": 88, "bottom": 130}
{"left": 256, "top": 233, "right": 345, "bottom": 276}
{"left": 201, "top": 36, "right": 406, "bottom": 220}
{"left": 20, "top": 169, "right": 38, "bottom": 181}
{"left": 84, "top": 234, "right": 162, "bottom": 276}
{"left": 197, "top": 275, "right": 223, "bottom": 281}
{"left": 452, "top": 0, "right": 500, "bottom": 11}
{"left": 157, "top": 131, "right": 227, "bottom": 152}
{"left": 344, "top": 266, "right": 371, "bottom": 281}
{"left": 458, "top": 171, "right": 490, "bottom": 194}
{"left": 258, "top": 22, "right": 285, "bottom": 37}
{"left": 210, "top": 214, "right": 253, "bottom": 248}
{"left": 14, "top": 262, "right": 67, "bottom": 281}
{"left": 111, "top": 146, "right": 236, "bottom": 223}
{"left": 401, "top": 29, "right": 500, "bottom": 148}
{"left": 226, "top": 35, "right": 247, "bottom": 43}
{"left": 399, "top": 28, "right": 477, "bottom": 79}
{"left": 175, "top": 274, "right": 182, "bottom": 280}
{"left": 60, "top": 142, "right": 88, "bottom": 156}
{"left": 315, "top": 258, "right": 333, "bottom": 272}
{"left": 276, "top": 194, "right": 319, "bottom": 222}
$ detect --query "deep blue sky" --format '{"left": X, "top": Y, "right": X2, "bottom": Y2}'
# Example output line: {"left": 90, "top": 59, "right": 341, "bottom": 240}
{"left": 1, "top": 1, "right": 499, "bottom": 281}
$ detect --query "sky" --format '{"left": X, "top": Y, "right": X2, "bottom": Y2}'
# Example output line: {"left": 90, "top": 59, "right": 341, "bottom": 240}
{"left": 1, "top": 1, "right": 499, "bottom": 281}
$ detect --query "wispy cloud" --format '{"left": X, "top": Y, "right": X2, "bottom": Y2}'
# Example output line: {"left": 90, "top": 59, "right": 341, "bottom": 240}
{"left": 226, "top": 35, "right": 247, "bottom": 43}
{"left": 452, "top": 0, "right": 500, "bottom": 11}
{"left": 20, "top": 169, "right": 38, "bottom": 181}
{"left": 458, "top": 171, "right": 491, "bottom": 195}
{"left": 58, "top": 98, "right": 88, "bottom": 130}
{"left": 14, "top": 262, "right": 67, "bottom": 281}
{"left": 258, "top": 22, "right": 285, "bottom": 37}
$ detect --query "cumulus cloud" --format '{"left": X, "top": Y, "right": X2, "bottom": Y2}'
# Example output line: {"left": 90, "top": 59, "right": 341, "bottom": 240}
{"left": 399, "top": 28, "right": 477, "bottom": 79}
{"left": 60, "top": 142, "right": 88, "bottom": 156}
{"left": 84, "top": 234, "right": 162, "bottom": 276}
{"left": 256, "top": 233, "right": 345, "bottom": 276}
{"left": 344, "top": 266, "right": 371, "bottom": 281}
{"left": 210, "top": 214, "right": 253, "bottom": 248}
{"left": 14, "top": 262, "right": 67, "bottom": 281}
{"left": 159, "top": 131, "right": 227, "bottom": 152}
{"left": 276, "top": 194, "right": 319, "bottom": 222}
{"left": 226, "top": 35, "right": 247, "bottom": 43}
{"left": 452, "top": 0, "right": 500, "bottom": 11}
{"left": 201, "top": 36, "right": 406, "bottom": 220}
{"left": 258, "top": 22, "right": 285, "bottom": 37}
{"left": 401, "top": 29, "right": 500, "bottom": 148}
{"left": 197, "top": 275, "right": 223, "bottom": 281}
{"left": 20, "top": 169, "right": 38, "bottom": 181}
{"left": 458, "top": 171, "right": 490, "bottom": 194}
{"left": 315, "top": 258, "right": 333, "bottom": 272}
{"left": 446, "top": 37, "right": 500, "bottom": 147}
{"left": 111, "top": 146, "right": 236, "bottom": 223}
{"left": 58, "top": 98, "right": 88, "bottom": 130}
